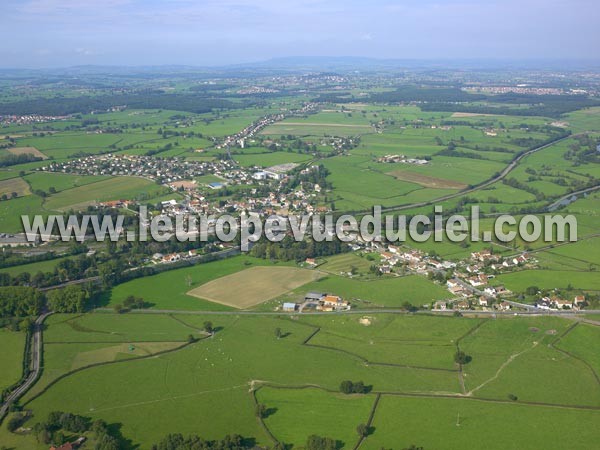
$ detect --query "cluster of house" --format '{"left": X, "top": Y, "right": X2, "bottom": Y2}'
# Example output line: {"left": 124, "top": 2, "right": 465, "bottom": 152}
{"left": 215, "top": 102, "right": 318, "bottom": 150}
{"left": 38, "top": 154, "right": 240, "bottom": 185}
{"left": 536, "top": 295, "right": 586, "bottom": 310}
{"left": 0, "top": 114, "right": 70, "bottom": 125}
{"left": 378, "top": 246, "right": 444, "bottom": 274}
{"left": 376, "top": 154, "right": 429, "bottom": 165}
{"left": 283, "top": 292, "right": 351, "bottom": 313}
{"left": 433, "top": 298, "right": 513, "bottom": 312}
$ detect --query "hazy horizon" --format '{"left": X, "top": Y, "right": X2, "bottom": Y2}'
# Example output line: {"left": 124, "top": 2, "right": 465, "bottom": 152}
{"left": 1, "top": 0, "right": 599, "bottom": 68}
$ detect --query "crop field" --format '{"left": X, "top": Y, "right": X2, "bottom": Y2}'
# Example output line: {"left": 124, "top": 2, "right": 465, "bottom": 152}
{"left": 107, "top": 255, "right": 276, "bottom": 310}
{"left": 187, "top": 266, "right": 323, "bottom": 308}
{"left": 387, "top": 169, "right": 467, "bottom": 189}
{"left": 0, "top": 176, "right": 30, "bottom": 197}
{"left": 0, "top": 329, "right": 25, "bottom": 394}
{"left": 6, "top": 146, "right": 47, "bottom": 159}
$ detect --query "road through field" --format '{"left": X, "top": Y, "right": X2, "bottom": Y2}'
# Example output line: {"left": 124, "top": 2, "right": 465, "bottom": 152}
{"left": 356, "top": 134, "right": 577, "bottom": 215}
{"left": 0, "top": 311, "right": 51, "bottom": 422}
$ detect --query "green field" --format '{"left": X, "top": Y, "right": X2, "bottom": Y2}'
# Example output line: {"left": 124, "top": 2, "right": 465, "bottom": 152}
{"left": 3, "top": 313, "right": 596, "bottom": 449}
{"left": 0, "top": 329, "right": 26, "bottom": 393}
{"left": 363, "top": 395, "right": 600, "bottom": 450}
{"left": 43, "top": 176, "right": 167, "bottom": 211}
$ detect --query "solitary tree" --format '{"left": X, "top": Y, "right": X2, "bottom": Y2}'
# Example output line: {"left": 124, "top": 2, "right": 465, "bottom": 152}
{"left": 454, "top": 350, "right": 471, "bottom": 365}
{"left": 203, "top": 321, "right": 213, "bottom": 334}
{"left": 274, "top": 327, "right": 282, "bottom": 339}
{"left": 340, "top": 380, "right": 354, "bottom": 394}
{"left": 255, "top": 403, "right": 267, "bottom": 418}
{"left": 356, "top": 423, "right": 369, "bottom": 437}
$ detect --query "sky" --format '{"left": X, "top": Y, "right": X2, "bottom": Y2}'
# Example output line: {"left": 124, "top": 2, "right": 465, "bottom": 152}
{"left": 0, "top": 0, "right": 599, "bottom": 68}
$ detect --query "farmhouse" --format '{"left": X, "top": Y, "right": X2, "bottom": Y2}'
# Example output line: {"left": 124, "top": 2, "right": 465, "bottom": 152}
{"left": 323, "top": 295, "right": 347, "bottom": 307}
{"left": 552, "top": 297, "right": 573, "bottom": 309}
{"left": 573, "top": 295, "right": 586, "bottom": 307}
{"left": 305, "top": 258, "right": 317, "bottom": 266}
{"left": 305, "top": 292, "right": 325, "bottom": 302}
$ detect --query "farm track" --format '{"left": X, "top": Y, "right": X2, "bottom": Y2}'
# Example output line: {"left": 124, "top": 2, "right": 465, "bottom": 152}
{"left": 0, "top": 312, "right": 51, "bottom": 422}
{"left": 550, "top": 322, "right": 600, "bottom": 386}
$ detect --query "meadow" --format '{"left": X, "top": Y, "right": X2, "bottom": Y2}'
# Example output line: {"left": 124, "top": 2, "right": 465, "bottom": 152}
{"left": 43, "top": 176, "right": 167, "bottom": 211}
{"left": 0, "top": 329, "right": 26, "bottom": 394}
{"left": 362, "top": 395, "right": 600, "bottom": 450}
{"left": 3, "top": 313, "right": 596, "bottom": 449}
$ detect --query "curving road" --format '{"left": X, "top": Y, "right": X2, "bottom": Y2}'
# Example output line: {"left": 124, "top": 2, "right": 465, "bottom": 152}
{"left": 0, "top": 312, "right": 52, "bottom": 422}
{"left": 371, "top": 134, "right": 575, "bottom": 214}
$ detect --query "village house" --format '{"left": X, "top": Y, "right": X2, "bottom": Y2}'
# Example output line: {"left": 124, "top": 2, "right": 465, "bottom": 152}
{"left": 433, "top": 301, "right": 447, "bottom": 311}
{"left": 552, "top": 297, "right": 573, "bottom": 309}
{"left": 497, "top": 301, "right": 511, "bottom": 311}
{"left": 573, "top": 295, "right": 586, "bottom": 308}
{"left": 478, "top": 296, "right": 489, "bottom": 307}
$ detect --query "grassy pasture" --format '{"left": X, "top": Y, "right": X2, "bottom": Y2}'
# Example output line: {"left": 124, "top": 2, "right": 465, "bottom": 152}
{"left": 187, "top": 266, "right": 322, "bottom": 309}
{"left": 318, "top": 253, "right": 375, "bottom": 276}
{"left": 556, "top": 323, "right": 600, "bottom": 377}
{"left": 0, "top": 329, "right": 25, "bottom": 393}
{"left": 459, "top": 317, "right": 571, "bottom": 392}
{"left": 43, "top": 176, "right": 165, "bottom": 211}
{"left": 24, "top": 172, "right": 109, "bottom": 193}
{"left": 21, "top": 314, "right": 460, "bottom": 448}
{"left": 107, "top": 255, "right": 275, "bottom": 310}
{"left": 363, "top": 395, "right": 600, "bottom": 450}
{"left": 302, "top": 314, "right": 480, "bottom": 370}
{"left": 283, "top": 273, "right": 449, "bottom": 307}
{"left": 257, "top": 387, "right": 375, "bottom": 449}
{"left": 0, "top": 255, "right": 77, "bottom": 277}
{"left": 0, "top": 194, "right": 44, "bottom": 232}
{"left": 234, "top": 151, "right": 312, "bottom": 167}
{"left": 496, "top": 270, "right": 600, "bottom": 293}
{"left": 43, "top": 313, "right": 203, "bottom": 343}
{"left": 6, "top": 312, "right": 598, "bottom": 449}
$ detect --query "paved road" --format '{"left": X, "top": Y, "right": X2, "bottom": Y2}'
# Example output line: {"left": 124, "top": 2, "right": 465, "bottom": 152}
{"left": 546, "top": 184, "right": 600, "bottom": 211}
{"left": 95, "top": 307, "right": 600, "bottom": 317}
{"left": 0, "top": 312, "right": 52, "bottom": 421}
{"left": 373, "top": 134, "right": 574, "bottom": 214}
